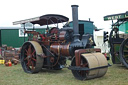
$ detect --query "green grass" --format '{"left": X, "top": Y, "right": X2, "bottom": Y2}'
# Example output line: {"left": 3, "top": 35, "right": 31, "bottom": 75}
{"left": 0, "top": 60, "right": 128, "bottom": 85}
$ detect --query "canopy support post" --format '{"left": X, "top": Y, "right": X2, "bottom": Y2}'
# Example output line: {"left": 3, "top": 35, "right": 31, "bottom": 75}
{"left": 23, "top": 24, "right": 25, "bottom": 42}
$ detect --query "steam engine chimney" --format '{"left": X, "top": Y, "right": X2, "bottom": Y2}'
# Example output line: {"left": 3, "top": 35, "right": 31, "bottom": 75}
{"left": 71, "top": 5, "right": 80, "bottom": 42}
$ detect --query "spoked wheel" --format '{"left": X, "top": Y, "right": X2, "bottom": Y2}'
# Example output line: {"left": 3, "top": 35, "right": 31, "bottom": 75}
{"left": 71, "top": 56, "right": 88, "bottom": 80}
{"left": 21, "top": 41, "right": 44, "bottom": 73}
{"left": 119, "top": 38, "right": 128, "bottom": 68}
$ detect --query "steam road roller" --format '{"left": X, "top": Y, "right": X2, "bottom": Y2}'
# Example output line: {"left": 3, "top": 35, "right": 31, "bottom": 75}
{"left": 13, "top": 5, "right": 109, "bottom": 80}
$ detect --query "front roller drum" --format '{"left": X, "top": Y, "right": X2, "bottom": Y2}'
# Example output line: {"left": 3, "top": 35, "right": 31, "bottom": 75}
{"left": 20, "top": 41, "right": 44, "bottom": 73}
{"left": 71, "top": 53, "right": 108, "bottom": 80}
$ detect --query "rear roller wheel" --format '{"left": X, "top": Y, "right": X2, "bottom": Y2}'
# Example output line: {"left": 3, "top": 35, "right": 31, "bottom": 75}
{"left": 119, "top": 38, "right": 128, "bottom": 68}
{"left": 21, "top": 41, "right": 44, "bottom": 73}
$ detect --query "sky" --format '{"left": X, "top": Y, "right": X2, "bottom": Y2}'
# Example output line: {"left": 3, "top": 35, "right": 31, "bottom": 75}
{"left": 0, "top": 0, "right": 128, "bottom": 29}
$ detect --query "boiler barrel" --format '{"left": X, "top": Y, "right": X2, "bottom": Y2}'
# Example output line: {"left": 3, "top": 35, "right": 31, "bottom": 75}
{"left": 50, "top": 43, "right": 70, "bottom": 56}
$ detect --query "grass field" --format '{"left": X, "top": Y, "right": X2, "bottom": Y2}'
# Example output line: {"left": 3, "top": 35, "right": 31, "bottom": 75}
{"left": 0, "top": 60, "right": 128, "bottom": 85}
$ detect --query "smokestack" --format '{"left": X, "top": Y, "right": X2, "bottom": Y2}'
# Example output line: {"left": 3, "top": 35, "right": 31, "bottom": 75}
{"left": 71, "top": 5, "right": 80, "bottom": 42}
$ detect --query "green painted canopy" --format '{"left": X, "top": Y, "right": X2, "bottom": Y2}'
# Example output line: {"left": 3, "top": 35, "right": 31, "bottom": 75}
{"left": 104, "top": 11, "right": 128, "bottom": 21}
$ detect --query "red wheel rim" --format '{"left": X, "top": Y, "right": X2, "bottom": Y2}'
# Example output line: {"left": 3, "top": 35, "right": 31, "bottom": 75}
{"left": 24, "top": 45, "right": 36, "bottom": 70}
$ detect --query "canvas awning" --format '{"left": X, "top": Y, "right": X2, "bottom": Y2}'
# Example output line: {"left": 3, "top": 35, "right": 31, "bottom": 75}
{"left": 13, "top": 14, "right": 69, "bottom": 26}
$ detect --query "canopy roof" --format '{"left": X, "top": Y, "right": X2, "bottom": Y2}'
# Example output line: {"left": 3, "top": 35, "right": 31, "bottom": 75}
{"left": 13, "top": 14, "right": 69, "bottom": 26}
{"left": 104, "top": 11, "right": 128, "bottom": 21}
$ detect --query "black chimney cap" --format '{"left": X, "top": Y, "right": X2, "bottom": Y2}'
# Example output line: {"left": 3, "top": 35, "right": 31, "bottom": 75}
{"left": 71, "top": 5, "right": 79, "bottom": 7}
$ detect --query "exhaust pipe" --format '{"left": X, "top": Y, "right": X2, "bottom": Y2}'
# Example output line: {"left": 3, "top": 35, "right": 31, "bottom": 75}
{"left": 71, "top": 5, "right": 80, "bottom": 42}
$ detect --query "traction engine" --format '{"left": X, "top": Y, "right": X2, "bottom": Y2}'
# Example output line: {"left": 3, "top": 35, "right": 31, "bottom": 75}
{"left": 13, "top": 5, "right": 109, "bottom": 80}
{"left": 104, "top": 11, "right": 128, "bottom": 68}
